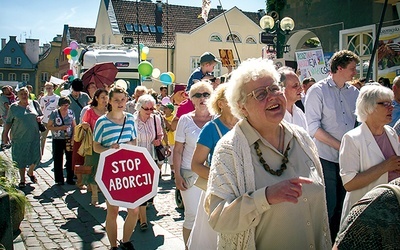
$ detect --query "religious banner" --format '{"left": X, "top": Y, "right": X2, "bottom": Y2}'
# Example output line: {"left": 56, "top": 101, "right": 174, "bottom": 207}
{"left": 219, "top": 49, "right": 235, "bottom": 67}
{"left": 295, "top": 48, "right": 329, "bottom": 82}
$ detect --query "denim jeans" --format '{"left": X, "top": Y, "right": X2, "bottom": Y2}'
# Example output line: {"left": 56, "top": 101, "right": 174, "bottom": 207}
{"left": 320, "top": 158, "right": 346, "bottom": 242}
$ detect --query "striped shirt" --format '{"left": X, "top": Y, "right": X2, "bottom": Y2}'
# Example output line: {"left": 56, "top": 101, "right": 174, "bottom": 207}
{"left": 94, "top": 113, "right": 136, "bottom": 147}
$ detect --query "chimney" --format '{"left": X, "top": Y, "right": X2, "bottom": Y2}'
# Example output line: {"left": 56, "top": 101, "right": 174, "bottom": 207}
{"left": 1, "top": 38, "right": 6, "bottom": 49}
{"left": 24, "top": 38, "right": 40, "bottom": 64}
{"left": 217, "top": 5, "right": 222, "bottom": 11}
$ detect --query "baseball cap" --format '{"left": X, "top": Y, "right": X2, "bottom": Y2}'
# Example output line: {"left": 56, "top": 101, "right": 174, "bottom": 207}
{"left": 164, "top": 103, "right": 175, "bottom": 111}
{"left": 200, "top": 52, "right": 221, "bottom": 64}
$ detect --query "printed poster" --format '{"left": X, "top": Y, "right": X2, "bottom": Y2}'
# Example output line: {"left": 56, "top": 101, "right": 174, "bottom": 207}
{"left": 295, "top": 48, "right": 329, "bottom": 82}
{"left": 378, "top": 24, "right": 400, "bottom": 82}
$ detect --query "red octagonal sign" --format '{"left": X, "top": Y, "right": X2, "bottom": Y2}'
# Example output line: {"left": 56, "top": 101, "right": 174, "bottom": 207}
{"left": 96, "top": 144, "right": 160, "bottom": 209}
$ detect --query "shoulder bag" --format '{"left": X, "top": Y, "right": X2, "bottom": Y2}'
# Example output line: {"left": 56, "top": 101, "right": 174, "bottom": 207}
{"left": 33, "top": 101, "right": 46, "bottom": 132}
{"left": 153, "top": 115, "right": 166, "bottom": 161}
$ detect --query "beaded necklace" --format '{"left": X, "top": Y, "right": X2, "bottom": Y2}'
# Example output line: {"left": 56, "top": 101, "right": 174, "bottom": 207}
{"left": 254, "top": 127, "right": 290, "bottom": 176}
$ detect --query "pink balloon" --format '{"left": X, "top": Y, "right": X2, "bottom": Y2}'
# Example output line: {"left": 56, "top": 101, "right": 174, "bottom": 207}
{"left": 70, "top": 41, "right": 78, "bottom": 50}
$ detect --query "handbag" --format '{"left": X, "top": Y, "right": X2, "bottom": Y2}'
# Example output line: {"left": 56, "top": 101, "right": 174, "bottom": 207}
{"left": 74, "top": 165, "right": 92, "bottom": 174}
{"left": 33, "top": 101, "right": 46, "bottom": 132}
{"left": 153, "top": 115, "right": 166, "bottom": 161}
{"left": 58, "top": 110, "right": 73, "bottom": 152}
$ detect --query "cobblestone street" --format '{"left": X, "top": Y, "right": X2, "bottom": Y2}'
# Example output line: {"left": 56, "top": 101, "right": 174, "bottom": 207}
{"left": 9, "top": 138, "right": 185, "bottom": 250}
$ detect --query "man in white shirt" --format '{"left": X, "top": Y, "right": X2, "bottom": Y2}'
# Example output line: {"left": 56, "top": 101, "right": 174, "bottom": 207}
{"left": 40, "top": 82, "right": 60, "bottom": 155}
{"left": 278, "top": 67, "right": 308, "bottom": 131}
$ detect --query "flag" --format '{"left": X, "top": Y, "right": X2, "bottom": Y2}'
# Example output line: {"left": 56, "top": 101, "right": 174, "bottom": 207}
{"left": 201, "top": 0, "right": 211, "bottom": 23}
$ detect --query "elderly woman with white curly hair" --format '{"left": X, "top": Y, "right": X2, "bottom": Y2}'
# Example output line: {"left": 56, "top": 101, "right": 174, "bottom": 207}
{"left": 339, "top": 84, "right": 400, "bottom": 228}
{"left": 134, "top": 94, "right": 164, "bottom": 231}
{"left": 204, "top": 58, "right": 331, "bottom": 249}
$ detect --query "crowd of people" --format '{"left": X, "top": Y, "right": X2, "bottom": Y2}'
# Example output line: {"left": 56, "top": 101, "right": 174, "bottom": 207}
{"left": 2, "top": 50, "right": 400, "bottom": 249}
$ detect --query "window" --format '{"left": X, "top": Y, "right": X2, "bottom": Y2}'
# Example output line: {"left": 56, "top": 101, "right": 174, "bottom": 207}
{"left": 8, "top": 73, "right": 16, "bottom": 81}
{"left": 246, "top": 36, "right": 257, "bottom": 44}
{"left": 0, "top": 73, "right": 3, "bottom": 81}
{"left": 141, "top": 25, "right": 149, "bottom": 33}
{"left": 41, "top": 72, "right": 49, "bottom": 82}
{"left": 4, "top": 57, "right": 11, "bottom": 65}
{"left": 210, "top": 34, "right": 222, "bottom": 42}
{"left": 156, "top": 26, "right": 164, "bottom": 34}
{"left": 21, "top": 73, "right": 29, "bottom": 82}
{"left": 55, "top": 58, "right": 59, "bottom": 68}
{"left": 191, "top": 57, "right": 221, "bottom": 77}
{"left": 226, "top": 33, "right": 242, "bottom": 43}
{"left": 133, "top": 24, "right": 141, "bottom": 33}
{"left": 16, "top": 57, "right": 22, "bottom": 65}
{"left": 125, "top": 23, "right": 134, "bottom": 32}
{"left": 149, "top": 25, "right": 157, "bottom": 33}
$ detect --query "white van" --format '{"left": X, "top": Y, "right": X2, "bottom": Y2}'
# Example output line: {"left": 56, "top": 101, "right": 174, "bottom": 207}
{"left": 80, "top": 49, "right": 140, "bottom": 95}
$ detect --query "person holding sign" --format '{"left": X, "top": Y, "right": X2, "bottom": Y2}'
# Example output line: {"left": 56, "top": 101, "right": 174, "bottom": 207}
{"left": 93, "top": 86, "right": 137, "bottom": 250}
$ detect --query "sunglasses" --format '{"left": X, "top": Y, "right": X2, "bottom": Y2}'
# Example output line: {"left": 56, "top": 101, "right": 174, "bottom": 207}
{"left": 377, "top": 101, "right": 393, "bottom": 108}
{"left": 192, "top": 92, "right": 210, "bottom": 98}
{"left": 141, "top": 107, "right": 156, "bottom": 111}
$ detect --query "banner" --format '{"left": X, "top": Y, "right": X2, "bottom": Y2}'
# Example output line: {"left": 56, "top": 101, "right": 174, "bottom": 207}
{"left": 295, "top": 48, "right": 329, "bottom": 82}
{"left": 378, "top": 24, "right": 400, "bottom": 82}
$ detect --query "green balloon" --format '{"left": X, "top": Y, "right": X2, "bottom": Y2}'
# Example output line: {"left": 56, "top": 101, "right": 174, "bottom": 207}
{"left": 70, "top": 49, "right": 78, "bottom": 57}
{"left": 138, "top": 61, "right": 153, "bottom": 77}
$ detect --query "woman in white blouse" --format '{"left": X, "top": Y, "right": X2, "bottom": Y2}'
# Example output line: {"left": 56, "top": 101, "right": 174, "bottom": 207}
{"left": 173, "top": 81, "right": 213, "bottom": 248}
{"left": 339, "top": 84, "right": 400, "bottom": 227}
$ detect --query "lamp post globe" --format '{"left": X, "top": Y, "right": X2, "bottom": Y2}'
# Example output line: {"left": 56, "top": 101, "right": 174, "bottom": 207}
{"left": 280, "top": 17, "right": 295, "bottom": 33}
{"left": 259, "top": 15, "right": 275, "bottom": 30}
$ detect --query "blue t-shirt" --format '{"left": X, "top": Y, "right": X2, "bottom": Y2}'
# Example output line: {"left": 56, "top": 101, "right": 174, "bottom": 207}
{"left": 186, "top": 67, "right": 206, "bottom": 91}
{"left": 390, "top": 100, "right": 400, "bottom": 127}
{"left": 94, "top": 113, "right": 137, "bottom": 147}
{"left": 49, "top": 109, "right": 75, "bottom": 139}
{"left": 197, "top": 117, "right": 230, "bottom": 164}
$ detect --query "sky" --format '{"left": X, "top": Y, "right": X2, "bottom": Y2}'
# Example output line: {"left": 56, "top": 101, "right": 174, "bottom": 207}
{"left": 0, "top": 0, "right": 266, "bottom": 45}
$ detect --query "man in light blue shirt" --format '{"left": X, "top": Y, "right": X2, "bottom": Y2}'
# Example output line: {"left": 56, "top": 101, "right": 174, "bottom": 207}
{"left": 389, "top": 76, "right": 400, "bottom": 127}
{"left": 305, "top": 50, "right": 360, "bottom": 242}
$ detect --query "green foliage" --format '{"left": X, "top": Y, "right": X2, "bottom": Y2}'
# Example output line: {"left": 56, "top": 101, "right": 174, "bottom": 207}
{"left": 0, "top": 155, "right": 30, "bottom": 213}
{"left": 304, "top": 38, "right": 321, "bottom": 48}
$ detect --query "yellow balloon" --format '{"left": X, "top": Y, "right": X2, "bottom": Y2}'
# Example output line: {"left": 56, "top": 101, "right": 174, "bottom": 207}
{"left": 167, "top": 72, "right": 175, "bottom": 82}
{"left": 67, "top": 54, "right": 71, "bottom": 60}
{"left": 141, "top": 51, "right": 147, "bottom": 61}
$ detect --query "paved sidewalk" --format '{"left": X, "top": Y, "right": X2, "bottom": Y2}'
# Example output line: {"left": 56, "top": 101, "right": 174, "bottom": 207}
{"left": 9, "top": 137, "right": 185, "bottom": 250}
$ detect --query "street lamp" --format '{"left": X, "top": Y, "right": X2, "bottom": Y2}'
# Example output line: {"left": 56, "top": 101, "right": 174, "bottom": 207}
{"left": 259, "top": 13, "right": 295, "bottom": 58}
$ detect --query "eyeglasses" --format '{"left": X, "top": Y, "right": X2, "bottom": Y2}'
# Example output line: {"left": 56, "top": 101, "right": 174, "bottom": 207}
{"left": 247, "top": 84, "right": 281, "bottom": 102}
{"left": 141, "top": 107, "right": 155, "bottom": 111}
{"left": 192, "top": 92, "right": 210, "bottom": 98}
{"left": 377, "top": 101, "right": 393, "bottom": 108}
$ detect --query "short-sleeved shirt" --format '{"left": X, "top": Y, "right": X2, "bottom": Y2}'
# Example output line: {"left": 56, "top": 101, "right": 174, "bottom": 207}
{"left": 197, "top": 117, "right": 229, "bottom": 164}
{"left": 40, "top": 94, "right": 60, "bottom": 123}
{"left": 68, "top": 92, "right": 90, "bottom": 124}
{"left": 94, "top": 113, "right": 136, "bottom": 147}
{"left": 82, "top": 107, "right": 101, "bottom": 131}
{"left": 6, "top": 101, "right": 41, "bottom": 143}
{"left": 48, "top": 109, "right": 75, "bottom": 139}
{"left": 0, "top": 94, "right": 10, "bottom": 117}
{"left": 186, "top": 67, "right": 206, "bottom": 91}
{"left": 175, "top": 113, "right": 202, "bottom": 170}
